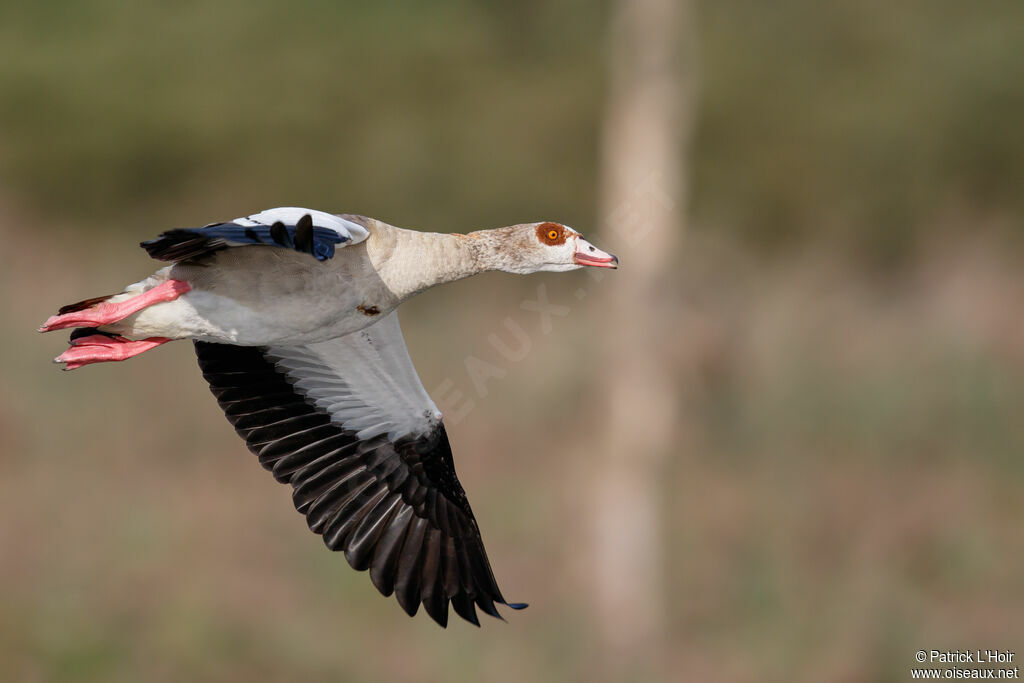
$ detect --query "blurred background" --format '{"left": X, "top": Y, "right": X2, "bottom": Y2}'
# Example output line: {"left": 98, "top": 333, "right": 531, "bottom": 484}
{"left": 2, "top": 1, "right": 1023, "bottom": 681}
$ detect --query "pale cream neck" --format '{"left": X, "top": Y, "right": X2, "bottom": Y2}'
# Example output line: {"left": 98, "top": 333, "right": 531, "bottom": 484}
{"left": 365, "top": 221, "right": 514, "bottom": 302}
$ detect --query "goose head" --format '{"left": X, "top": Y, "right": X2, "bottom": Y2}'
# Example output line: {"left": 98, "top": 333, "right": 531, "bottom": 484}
{"left": 486, "top": 222, "right": 618, "bottom": 274}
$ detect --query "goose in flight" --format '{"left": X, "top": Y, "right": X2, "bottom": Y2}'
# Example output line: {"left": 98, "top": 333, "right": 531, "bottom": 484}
{"left": 40, "top": 207, "right": 617, "bottom": 627}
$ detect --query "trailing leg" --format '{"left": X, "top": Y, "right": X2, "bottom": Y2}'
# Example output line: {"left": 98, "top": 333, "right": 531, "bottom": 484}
{"left": 55, "top": 330, "right": 172, "bottom": 370}
{"left": 40, "top": 279, "right": 191, "bottom": 333}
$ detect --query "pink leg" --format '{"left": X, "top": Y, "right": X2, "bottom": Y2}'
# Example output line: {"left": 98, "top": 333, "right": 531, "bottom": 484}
{"left": 40, "top": 279, "right": 191, "bottom": 333}
{"left": 56, "top": 334, "right": 172, "bottom": 370}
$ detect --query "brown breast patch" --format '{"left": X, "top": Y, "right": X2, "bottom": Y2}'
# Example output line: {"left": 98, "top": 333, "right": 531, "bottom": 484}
{"left": 357, "top": 303, "right": 381, "bottom": 316}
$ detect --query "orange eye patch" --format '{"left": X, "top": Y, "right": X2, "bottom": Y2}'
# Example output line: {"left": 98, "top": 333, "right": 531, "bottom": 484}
{"left": 536, "top": 222, "right": 567, "bottom": 246}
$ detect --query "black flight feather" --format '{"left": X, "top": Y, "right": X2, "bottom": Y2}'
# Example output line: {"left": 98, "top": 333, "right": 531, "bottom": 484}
{"left": 193, "top": 340, "right": 523, "bottom": 628}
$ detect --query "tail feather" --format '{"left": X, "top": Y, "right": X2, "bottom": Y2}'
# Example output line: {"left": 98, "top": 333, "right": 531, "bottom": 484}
{"left": 69, "top": 326, "right": 119, "bottom": 342}
{"left": 57, "top": 294, "right": 113, "bottom": 316}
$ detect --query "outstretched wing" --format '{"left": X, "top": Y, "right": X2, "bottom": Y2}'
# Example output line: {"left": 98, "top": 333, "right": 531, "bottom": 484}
{"left": 193, "top": 312, "right": 525, "bottom": 627}
{"left": 142, "top": 207, "right": 369, "bottom": 262}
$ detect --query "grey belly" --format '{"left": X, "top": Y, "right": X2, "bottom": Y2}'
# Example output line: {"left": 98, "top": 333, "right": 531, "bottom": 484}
{"left": 181, "top": 288, "right": 394, "bottom": 345}
{"left": 126, "top": 247, "right": 397, "bottom": 345}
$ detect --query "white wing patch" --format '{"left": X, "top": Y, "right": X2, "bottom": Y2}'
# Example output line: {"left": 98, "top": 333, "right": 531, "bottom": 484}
{"left": 266, "top": 312, "right": 440, "bottom": 441}
{"left": 235, "top": 207, "right": 370, "bottom": 246}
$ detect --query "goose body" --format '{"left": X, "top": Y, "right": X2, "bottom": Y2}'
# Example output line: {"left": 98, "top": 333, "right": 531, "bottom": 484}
{"left": 40, "top": 207, "right": 617, "bottom": 627}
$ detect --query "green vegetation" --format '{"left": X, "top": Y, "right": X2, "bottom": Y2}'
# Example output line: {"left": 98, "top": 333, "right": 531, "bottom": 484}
{"left": 2, "top": 0, "right": 1021, "bottom": 264}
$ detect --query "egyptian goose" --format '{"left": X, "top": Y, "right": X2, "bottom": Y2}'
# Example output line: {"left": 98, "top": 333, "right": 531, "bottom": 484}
{"left": 40, "top": 207, "right": 617, "bottom": 627}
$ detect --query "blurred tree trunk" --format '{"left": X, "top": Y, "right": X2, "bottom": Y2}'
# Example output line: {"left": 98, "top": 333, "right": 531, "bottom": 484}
{"left": 589, "top": 0, "right": 692, "bottom": 678}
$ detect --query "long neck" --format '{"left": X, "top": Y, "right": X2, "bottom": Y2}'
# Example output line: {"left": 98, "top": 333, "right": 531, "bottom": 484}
{"left": 367, "top": 223, "right": 512, "bottom": 302}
